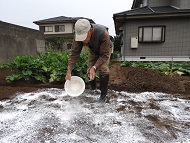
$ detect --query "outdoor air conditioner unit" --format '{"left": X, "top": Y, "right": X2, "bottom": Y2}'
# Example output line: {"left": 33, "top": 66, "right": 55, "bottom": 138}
{"left": 131, "top": 37, "right": 138, "bottom": 48}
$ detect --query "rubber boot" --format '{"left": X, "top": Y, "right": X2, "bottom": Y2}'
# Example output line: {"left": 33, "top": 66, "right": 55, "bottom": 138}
{"left": 89, "top": 78, "right": 96, "bottom": 90}
{"left": 99, "top": 74, "right": 109, "bottom": 103}
{"left": 89, "top": 78, "right": 96, "bottom": 95}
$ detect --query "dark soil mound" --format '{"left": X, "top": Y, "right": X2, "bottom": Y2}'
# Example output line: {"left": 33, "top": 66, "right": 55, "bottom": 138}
{"left": 109, "top": 62, "right": 190, "bottom": 98}
{"left": 0, "top": 62, "right": 190, "bottom": 100}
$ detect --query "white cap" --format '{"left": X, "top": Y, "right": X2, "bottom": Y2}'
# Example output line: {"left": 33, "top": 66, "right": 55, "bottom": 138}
{"left": 74, "top": 19, "right": 91, "bottom": 41}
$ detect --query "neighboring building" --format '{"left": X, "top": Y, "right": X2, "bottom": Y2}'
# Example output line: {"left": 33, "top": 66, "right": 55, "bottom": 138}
{"left": 0, "top": 21, "right": 45, "bottom": 65}
{"left": 113, "top": 0, "right": 190, "bottom": 61}
{"left": 33, "top": 16, "right": 95, "bottom": 50}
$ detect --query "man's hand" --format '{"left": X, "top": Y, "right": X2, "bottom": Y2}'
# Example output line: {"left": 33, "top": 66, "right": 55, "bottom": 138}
{"left": 65, "top": 69, "right": 72, "bottom": 80}
{"left": 88, "top": 66, "right": 96, "bottom": 80}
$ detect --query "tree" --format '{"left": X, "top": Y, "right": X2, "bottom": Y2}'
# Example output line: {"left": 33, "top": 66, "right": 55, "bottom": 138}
{"left": 45, "top": 37, "right": 73, "bottom": 51}
{"left": 113, "top": 35, "right": 121, "bottom": 52}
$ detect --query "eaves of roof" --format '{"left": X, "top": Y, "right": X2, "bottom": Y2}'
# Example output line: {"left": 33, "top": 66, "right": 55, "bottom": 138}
{"left": 33, "top": 16, "right": 95, "bottom": 25}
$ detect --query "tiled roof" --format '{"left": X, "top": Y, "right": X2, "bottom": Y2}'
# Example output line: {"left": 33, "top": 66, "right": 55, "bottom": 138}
{"left": 113, "top": 6, "right": 190, "bottom": 35}
{"left": 115, "top": 6, "right": 153, "bottom": 15}
{"left": 33, "top": 16, "right": 95, "bottom": 25}
{"left": 114, "top": 6, "right": 190, "bottom": 16}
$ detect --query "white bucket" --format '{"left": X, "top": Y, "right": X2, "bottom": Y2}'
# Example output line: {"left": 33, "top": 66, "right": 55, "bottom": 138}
{"left": 64, "top": 76, "right": 85, "bottom": 97}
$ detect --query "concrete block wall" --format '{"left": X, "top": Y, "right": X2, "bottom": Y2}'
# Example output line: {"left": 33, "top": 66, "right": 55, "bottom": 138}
{"left": 0, "top": 21, "right": 45, "bottom": 65}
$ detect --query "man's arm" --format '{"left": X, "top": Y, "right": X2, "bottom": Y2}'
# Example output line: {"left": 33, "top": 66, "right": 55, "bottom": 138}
{"left": 65, "top": 40, "right": 83, "bottom": 80}
{"left": 67, "top": 40, "right": 83, "bottom": 70}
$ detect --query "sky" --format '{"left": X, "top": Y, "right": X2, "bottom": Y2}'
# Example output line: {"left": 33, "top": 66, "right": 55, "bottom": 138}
{"left": 0, "top": 0, "right": 133, "bottom": 36}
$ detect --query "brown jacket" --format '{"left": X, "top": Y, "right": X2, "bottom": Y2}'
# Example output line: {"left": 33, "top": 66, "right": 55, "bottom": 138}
{"left": 68, "top": 24, "right": 111, "bottom": 71}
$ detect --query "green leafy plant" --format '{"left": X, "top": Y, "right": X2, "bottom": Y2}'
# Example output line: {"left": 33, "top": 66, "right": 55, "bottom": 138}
{"left": 1, "top": 50, "right": 89, "bottom": 83}
{"left": 121, "top": 61, "right": 190, "bottom": 76}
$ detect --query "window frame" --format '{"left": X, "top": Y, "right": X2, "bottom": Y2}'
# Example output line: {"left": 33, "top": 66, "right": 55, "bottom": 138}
{"left": 138, "top": 25, "right": 166, "bottom": 43}
{"left": 58, "top": 25, "right": 65, "bottom": 32}
{"left": 55, "top": 25, "right": 65, "bottom": 32}
{"left": 45, "top": 26, "right": 53, "bottom": 32}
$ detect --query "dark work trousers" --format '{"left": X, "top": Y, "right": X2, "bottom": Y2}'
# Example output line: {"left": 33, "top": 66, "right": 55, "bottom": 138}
{"left": 88, "top": 48, "right": 112, "bottom": 93}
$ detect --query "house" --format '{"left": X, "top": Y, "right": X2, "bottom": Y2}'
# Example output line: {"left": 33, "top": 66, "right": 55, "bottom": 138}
{"left": 113, "top": 0, "right": 190, "bottom": 61}
{"left": 0, "top": 21, "right": 45, "bottom": 65}
{"left": 33, "top": 16, "right": 95, "bottom": 50}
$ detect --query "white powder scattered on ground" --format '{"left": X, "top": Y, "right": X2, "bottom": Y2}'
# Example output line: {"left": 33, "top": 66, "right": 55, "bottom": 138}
{"left": 0, "top": 88, "right": 189, "bottom": 143}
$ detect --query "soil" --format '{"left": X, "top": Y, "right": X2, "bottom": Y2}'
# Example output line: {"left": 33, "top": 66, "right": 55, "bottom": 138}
{"left": 1, "top": 61, "right": 190, "bottom": 100}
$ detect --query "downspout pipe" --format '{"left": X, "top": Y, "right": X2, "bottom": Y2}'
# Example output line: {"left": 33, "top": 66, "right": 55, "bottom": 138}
{"left": 123, "top": 23, "right": 127, "bottom": 61}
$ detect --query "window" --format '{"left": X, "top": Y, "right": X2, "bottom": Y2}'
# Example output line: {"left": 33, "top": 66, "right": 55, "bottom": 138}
{"left": 45, "top": 26, "right": 53, "bottom": 32}
{"left": 138, "top": 26, "right": 166, "bottom": 43}
{"left": 58, "top": 25, "right": 65, "bottom": 32}
{"left": 55, "top": 25, "right": 65, "bottom": 32}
